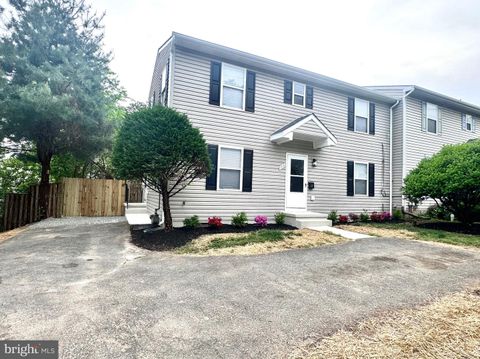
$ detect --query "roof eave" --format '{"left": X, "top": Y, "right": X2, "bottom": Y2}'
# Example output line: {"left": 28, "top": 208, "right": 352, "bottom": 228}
{"left": 171, "top": 32, "right": 397, "bottom": 105}
{"left": 411, "top": 86, "right": 480, "bottom": 116}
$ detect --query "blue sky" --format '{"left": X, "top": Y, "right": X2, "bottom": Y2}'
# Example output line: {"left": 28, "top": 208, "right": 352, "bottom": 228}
{"left": 6, "top": 0, "right": 480, "bottom": 104}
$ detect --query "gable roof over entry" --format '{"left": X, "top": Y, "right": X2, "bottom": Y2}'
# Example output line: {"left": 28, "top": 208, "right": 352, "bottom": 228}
{"left": 270, "top": 113, "right": 337, "bottom": 149}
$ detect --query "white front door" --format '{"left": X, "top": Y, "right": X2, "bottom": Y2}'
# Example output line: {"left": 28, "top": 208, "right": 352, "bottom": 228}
{"left": 285, "top": 153, "right": 308, "bottom": 211}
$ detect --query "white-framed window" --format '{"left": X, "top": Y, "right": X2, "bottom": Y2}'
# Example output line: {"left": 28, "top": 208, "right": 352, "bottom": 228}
{"left": 160, "top": 65, "right": 167, "bottom": 104}
{"left": 465, "top": 114, "right": 473, "bottom": 131}
{"left": 426, "top": 102, "right": 438, "bottom": 134}
{"left": 218, "top": 146, "right": 243, "bottom": 190}
{"left": 355, "top": 98, "right": 369, "bottom": 133}
{"left": 221, "top": 63, "right": 246, "bottom": 110}
{"left": 293, "top": 82, "right": 306, "bottom": 106}
{"left": 354, "top": 162, "right": 368, "bottom": 195}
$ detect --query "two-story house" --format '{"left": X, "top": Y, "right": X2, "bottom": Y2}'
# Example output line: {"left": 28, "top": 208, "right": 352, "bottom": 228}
{"left": 145, "top": 32, "right": 399, "bottom": 227}
{"left": 144, "top": 33, "right": 479, "bottom": 227}
{"left": 367, "top": 85, "right": 479, "bottom": 210}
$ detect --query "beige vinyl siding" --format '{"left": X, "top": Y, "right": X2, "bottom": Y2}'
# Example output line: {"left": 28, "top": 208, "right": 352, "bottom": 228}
{"left": 404, "top": 97, "right": 479, "bottom": 210}
{"left": 148, "top": 41, "right": 172, "bottom": 104}
{"left": 148, "top": 48, "right": 391, "bottom": 226}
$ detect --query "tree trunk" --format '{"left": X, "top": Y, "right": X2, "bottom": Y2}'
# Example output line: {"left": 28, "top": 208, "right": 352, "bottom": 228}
{"left": 160, "top": 180, "right": 173, "bottom": 231}
{"left": 37, "top": 149, "right": 53, "bottom": 219}
{"left": 39, "top": 155, "right": 52, "bottom": 185}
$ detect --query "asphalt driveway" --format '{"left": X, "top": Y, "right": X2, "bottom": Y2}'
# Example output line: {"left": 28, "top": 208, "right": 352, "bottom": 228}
{"left": 1, "top": 219, "right": 479, "bottom": 358}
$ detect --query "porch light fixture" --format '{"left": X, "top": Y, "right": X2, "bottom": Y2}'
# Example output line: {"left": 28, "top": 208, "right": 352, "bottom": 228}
{"left": 312, "top": 159, "right": 317, "bottom": 167}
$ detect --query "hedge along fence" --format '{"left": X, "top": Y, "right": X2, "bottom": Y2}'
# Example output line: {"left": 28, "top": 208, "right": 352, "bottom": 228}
{"left": 2, "top": 178, "right": 143, "bottom": 231}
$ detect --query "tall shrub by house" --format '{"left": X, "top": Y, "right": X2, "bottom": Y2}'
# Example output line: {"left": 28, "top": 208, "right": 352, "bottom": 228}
{"left": 403, "top": 140, "right": 480, "bottom": 224}
{"left": 112, "top": 105, "right": 211, "bottom": 231}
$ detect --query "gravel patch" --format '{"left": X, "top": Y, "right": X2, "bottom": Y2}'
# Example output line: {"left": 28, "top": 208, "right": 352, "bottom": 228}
{"left": 28, "top": 216, "right": 126, "bottom": 229}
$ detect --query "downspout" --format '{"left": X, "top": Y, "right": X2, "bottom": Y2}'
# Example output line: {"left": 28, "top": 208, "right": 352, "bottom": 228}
{"left": 401, "top": 88, "right": 415, "bottom": 208}
{"left": 389, "top": 99, "right": 400, "bottom": 214}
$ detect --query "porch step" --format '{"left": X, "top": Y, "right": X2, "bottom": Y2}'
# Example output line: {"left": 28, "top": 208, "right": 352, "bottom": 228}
{"left": 284, "top": 211, "right": 332, "bottom": 229}
{"left": 125, "top": 203, "right": 147, "bottom": 214}
{"left": 124, "top": 203, "right": 151, "bottom": 225}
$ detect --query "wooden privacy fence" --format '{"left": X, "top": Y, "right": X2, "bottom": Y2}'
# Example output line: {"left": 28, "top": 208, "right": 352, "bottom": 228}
{"left": 126, "top": 181, "right": 143, "bottom": 203}
{"left": 3, "top": 183, "right": 63, "bottom": 231}
{"left": 3, "top": 178, "right": 144, "bottom": 231}
{"left": 62, "top": 178, "right": 126, "bottom": 217}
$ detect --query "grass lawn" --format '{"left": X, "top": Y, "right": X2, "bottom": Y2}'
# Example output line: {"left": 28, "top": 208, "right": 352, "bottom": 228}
{"left": 292, "top": 286, "right": 480, "bottom": 358}
{"left": 338, "top": 222, "right": 480, "bottom": 248}
{"left": 175, "top": 228, "right": 346, "bottom": 255}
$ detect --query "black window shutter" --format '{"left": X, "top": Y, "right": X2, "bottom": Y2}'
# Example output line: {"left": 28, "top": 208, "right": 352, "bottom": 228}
{"left": 348, "top": 97, "right": 355, "bottom": 131}
{"left": 369, "top": 102, "right": 375, "bottom": 135}
{"left": 284, "top": 80, "right": 293, "bottom": 104}
{"left": 245, "top": 71, "right": 256, "bottom": 112}
{"left": 347, "top": 161, "right": 354, "bottom": 196}
{"left": 242, "top": 149, "right": 254, "bottom": 192}
{"left": 368, "top": 163, "right": 375, "bottom": 197}
{"left": 209, "top": 62, "right": 222, "bottom": 106}
{"left": 306, "top": 86, "right": 313, "bottom": 109}
{"left": 205, "top": 144, "right": 218, "bottom": 190}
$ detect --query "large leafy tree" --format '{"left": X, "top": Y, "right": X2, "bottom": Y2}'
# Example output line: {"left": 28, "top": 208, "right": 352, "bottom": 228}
{"left": 403, "top": 140, "right": 480, "bottom": 224}
{"left": 112, "top": 106, "right": 211, "bottom": 231}
{"left": 0, "top": 0, "right": 117, "bottom": 184}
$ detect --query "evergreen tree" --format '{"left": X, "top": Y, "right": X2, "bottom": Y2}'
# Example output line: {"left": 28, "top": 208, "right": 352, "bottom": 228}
{"left": 0, "top": 0, "right": 117, "bottom": 184}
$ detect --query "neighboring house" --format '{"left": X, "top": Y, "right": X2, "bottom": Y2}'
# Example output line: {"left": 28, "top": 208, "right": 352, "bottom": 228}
{"left": 145, "top": 33, "right": 479, "bottom": 227}
{"left": 366, "top": 85, "right": 480, "bottom": 210}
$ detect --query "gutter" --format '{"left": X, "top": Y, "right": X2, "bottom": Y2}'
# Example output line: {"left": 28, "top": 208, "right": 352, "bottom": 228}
{"left": 389, "top": 99, "right": 400, "bottom": 214}
{"left": 401, "top": 87, "right": 415, "bottom": 208}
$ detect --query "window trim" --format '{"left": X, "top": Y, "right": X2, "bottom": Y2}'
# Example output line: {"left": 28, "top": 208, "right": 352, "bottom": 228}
{"left": 220, "top": 63, "right": 247, "bottom": 111}
{"left": 353, "top": 161, "right": 369, "bottom": 196}
{"left": 354, "top": 98, "right": 370, "bottom": 134}
{"left": 426, "top": 102, "right": 438, "bottom": 134}
{"left": 465, "top": 114, "right": 473, "bottom": 132}
{"left": 292, "top": 81, "right": 306, "bottom": 107}
{"left": 217, "top": 145, "right": 244, "bottom": 191}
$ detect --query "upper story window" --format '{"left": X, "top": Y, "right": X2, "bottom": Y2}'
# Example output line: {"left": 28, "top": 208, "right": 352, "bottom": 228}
{"left": 354, "top": 98, "right": 369, "bottom": 133}
{"left": 426, "top": 103, "right": 438, "bottom": 134}
{"left": 221, "top": 63, "right": 246, "bottom": 110}
{"left": 293, "top": 82, "right": 306, "bottom": 106}
{"left": 218, "top": 146, "right": 243, "bottom": 190}
{"left": 160, "top": 65, "right": 167, "bottom": 104}
{"left": 354, "top": 162, "right": 368, "bottom": 195}
{"left": 284, "top": 80, "right": 313, "bottom": 109}
{"left": 465, "top": 114, "right": 473, "bottom": 131}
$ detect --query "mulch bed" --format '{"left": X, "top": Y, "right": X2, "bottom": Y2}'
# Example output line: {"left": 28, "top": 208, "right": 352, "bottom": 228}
{"left": 131, "top": 223, "right": 296, "bottom": 251}
{"left": 416, "top": 221, "right": 480, "bottom": 235}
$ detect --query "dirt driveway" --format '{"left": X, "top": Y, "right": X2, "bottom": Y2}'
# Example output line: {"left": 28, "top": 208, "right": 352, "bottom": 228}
{"left": 0, "top": 219, "right": 479, "bottom": 358}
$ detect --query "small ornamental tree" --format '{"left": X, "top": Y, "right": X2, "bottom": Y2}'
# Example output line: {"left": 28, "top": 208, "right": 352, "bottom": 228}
{"left": 112, "top": 105, "right": 211, "bottom": 231}
{"left": 403, "top": 140, "right": 480, "bottom": 224}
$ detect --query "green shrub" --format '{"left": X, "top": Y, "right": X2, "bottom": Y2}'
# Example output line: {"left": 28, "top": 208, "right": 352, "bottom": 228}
{"left": 360, "top": 210, "right": 370, "bottom": 222}
{"left": 183, "top": 215, "right": 200, "bottom": 229}
{"left": 403, "top": 140, "right": 480, "bottom": 224}
{"left": 426, "top": 204, "right": 450, "bottom": 221}
{"left": 327, "top": 210, "right": 338, "bottom": 224}
{"left": 274, "top": 212, "right": 286, "bottom": 225}
{"left": 392, "top": 208, "right": 404, "bottom": 221}
{"left": 231, "top": 212, "right": 248, "bottom": 227}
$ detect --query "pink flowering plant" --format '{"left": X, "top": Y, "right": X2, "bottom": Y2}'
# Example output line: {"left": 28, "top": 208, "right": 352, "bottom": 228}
{"left": 370, "top": 211, "right": 392, "bottom": 222}
{"left": 208, "top": 216, "right": 223, "bottom": 228}
{"left": 338, "top": 215, "right": 349, "bottom": 224}
{"left": 254, "top": 215, "right": 268, "bottom": 227}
